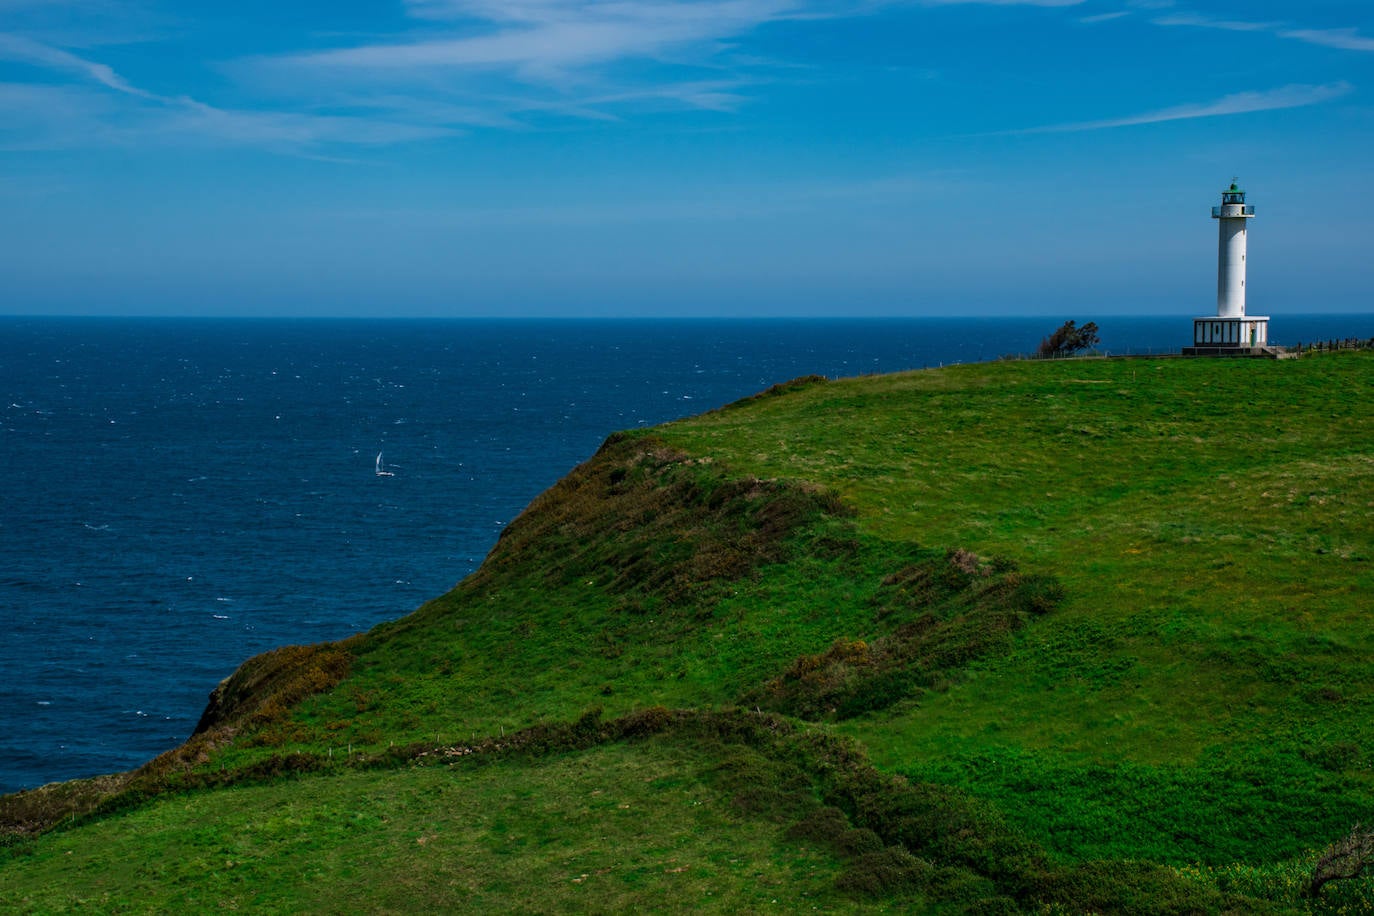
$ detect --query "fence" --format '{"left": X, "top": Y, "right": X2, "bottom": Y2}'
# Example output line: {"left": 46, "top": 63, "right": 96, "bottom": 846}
{"left": 1293, "top": 338, "right": 1374, "bottom": 355}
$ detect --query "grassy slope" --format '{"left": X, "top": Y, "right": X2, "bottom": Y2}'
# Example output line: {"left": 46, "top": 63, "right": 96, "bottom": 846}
{"left": 3, "top": 352, "right": 1371, "bottom": 913}
{"left": 659, "top": 353, "right": 1374, "bottom": 865}
{"left": 0, "top": 740, "right": 856, "bottom": 914}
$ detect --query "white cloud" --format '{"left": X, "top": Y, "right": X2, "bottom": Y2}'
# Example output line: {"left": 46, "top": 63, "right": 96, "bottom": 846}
{"left": 0, "top": 32, "right": 154, "bottom": 97}
{"left": 246, "top": 0, "right": 1109, "bottom": 127}
{"left": 22, "top": 0, "right": 1319, "bottom": 156}
{"left": 1154, "top": 12, "right": 1374, "bottom": 53}
{"left": 1153, "top": 13, "right": 1276, "bottom": 33}
{"left": 0, "top": 33, "right": 464, "bottom": 153}
{"left": 270, "top": 0, "right": 807, "bottom": 88}
{"left": 1280, "top": 27, "right": 1374, "bottom": 53}
{"left": 1080, "top": 12, "right": 1130, "bottom": 24}
{"left": 294, "top": 21, "right": 702, "bottom": 75}
{"left": 5, "top": 0, "right": 817, "bottom": 153}
{"left": 158, "top": 99, "right": 459, "bottom": 148}
{"left": 233, "top": 0, "right": 825, "bottom": 136}
{"left": 1008, "top": 82, "right": 1352, "bottom": 134}
{"left": 552, "top": 78, "right": 756, "bottom": 112}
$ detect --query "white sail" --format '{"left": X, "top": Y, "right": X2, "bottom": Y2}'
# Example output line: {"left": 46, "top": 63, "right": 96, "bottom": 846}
{"left": 375, "top": 451, "right": 394, "bottom": 477}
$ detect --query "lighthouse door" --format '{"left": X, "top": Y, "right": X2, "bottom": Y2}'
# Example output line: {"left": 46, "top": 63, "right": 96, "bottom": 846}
{"left": 1250, "top": 326, "right": 1257, "bottom": 346}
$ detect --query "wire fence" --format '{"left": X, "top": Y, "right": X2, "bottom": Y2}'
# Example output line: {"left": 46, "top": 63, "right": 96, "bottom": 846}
{"left": 998, "top": 337, "right": 1374, "bottom": 362}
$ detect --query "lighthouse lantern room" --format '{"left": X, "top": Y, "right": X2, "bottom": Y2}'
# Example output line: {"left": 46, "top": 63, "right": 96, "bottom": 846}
{"left": 1186, "top": 181, "right": 1269, "bottom": 354}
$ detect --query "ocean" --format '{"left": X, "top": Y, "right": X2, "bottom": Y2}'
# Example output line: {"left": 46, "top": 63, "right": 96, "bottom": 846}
{"left": 2, "top": 314, "right": 1369, "bottom": 794}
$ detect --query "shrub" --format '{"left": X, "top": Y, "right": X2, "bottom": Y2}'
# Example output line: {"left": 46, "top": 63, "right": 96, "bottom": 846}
{"left": 787, "top": 806, "right": 884, "bottom": 856}
{"left": 835, "top": 847, "right": 934, "bottom": 896}
{"left": 711, "top": 747, "right": 814, "bottom": 821}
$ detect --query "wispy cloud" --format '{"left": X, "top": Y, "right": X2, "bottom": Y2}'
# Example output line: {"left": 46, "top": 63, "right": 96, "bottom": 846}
{"left": 1153, "top": 13, "right": 1277, "bottom": 34}
{"left": 1079, "top": 12, "right": 1129, "bottom": 24}
{"left": 1155, "top": 11, "right": 1374, "bottom": 53}
{"left": 1280, "top": 28, "right": 1374, "bottom": 53}
{"left": 0, "top": 32, "right": 154, "bottom": 97}
{"left": 264, "top": 0, "right": 809, "bottom": 89}
{"left": 230, "top": 0, "right": 834, "bottom": 138}
{"left": 158, "top": 100, "right": 458, "bottom": 148}
{"left": 7, "top": 2, "right": 824, "bottom": 153}
{"left": 247, "top": 0, "right": 1095, "bottom": 135}
{"left": 24, "top": 0, "right": 1344, "bottom": 158}
{"left": 1005, "top": 82, "right": 1352, "bottom": 134}
{"left": 0, "top": 33, "right": 461, "bottom": 153}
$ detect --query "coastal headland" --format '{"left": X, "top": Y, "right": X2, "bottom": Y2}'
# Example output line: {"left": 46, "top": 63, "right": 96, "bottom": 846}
{"left": 4, "top": 350, "right": 1372, "bottom": 913}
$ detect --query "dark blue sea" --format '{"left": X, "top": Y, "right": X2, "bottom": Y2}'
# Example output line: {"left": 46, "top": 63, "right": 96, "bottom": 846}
{"left": 2, "top": 315, "right": 1369, "bottom": 794}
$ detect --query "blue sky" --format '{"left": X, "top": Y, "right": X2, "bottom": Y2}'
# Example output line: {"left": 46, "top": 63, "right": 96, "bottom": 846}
{"left": 2, "top": 0, "right": 1371, "bottom": 317}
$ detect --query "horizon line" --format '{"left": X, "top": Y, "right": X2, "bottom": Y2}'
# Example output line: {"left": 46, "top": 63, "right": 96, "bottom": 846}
{"left": 4, "top": 311, "right": 1373, "bottom": 322}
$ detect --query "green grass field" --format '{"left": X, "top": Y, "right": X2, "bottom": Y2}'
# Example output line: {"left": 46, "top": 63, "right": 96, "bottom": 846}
{"left": 663, "top": 354, "right": 1374, "bottom": 870}
{"left": 0, "top": 739, "right": 862, "bottom": 914}
{"left": 4, "top": 350, "right": 1371, "bottom": 913}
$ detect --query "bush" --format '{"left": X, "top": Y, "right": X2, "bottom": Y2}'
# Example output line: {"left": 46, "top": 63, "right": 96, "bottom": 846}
{"left": 787, "top": 806, "right": 884, "bottom": 856}
{"left": 835, "top": 847, "right": 934, "bottom": 896}
{"left": 711, "top": 747, "right": 814, "bottom": 821}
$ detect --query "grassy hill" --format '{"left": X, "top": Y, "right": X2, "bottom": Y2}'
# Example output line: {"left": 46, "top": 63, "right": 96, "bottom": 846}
{"left": 3, "top": 351, "right": 1372, "bottom": 913}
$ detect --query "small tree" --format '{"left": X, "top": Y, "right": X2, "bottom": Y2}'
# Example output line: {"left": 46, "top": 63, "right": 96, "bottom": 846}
{"left": 1037, "top": 320, "right": 1100, "bottom": 358}
{"left": 1307, "top": 823, "right": 1374, "bottom": 899}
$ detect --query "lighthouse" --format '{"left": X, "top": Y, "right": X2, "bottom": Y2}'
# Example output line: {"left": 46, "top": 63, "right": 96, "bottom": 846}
{"left": 1187, "top": 181, "right": 1269, "bottom": 353}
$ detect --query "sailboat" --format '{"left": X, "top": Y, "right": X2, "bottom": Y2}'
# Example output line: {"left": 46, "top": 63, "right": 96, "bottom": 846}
{"left": 375, "top": 451, "right": 395, "bottom": 477}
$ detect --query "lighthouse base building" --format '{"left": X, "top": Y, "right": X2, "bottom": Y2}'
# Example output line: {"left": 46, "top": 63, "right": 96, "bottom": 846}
{"left": 1182, "top": 181, "right": 1273, "bottom": 356}
{"left": 1185, "top": 315, "right": 1270, "bottom": 355}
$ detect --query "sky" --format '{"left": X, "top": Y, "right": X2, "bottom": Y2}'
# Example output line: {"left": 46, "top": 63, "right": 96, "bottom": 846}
{"left": 1, "top": 0, "right": 1372, "bottom": 317}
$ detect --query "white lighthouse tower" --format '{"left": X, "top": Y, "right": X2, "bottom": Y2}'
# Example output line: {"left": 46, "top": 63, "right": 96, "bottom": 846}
{"left": 1188, "top": 180, "right": 1269, "bottom": 353}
